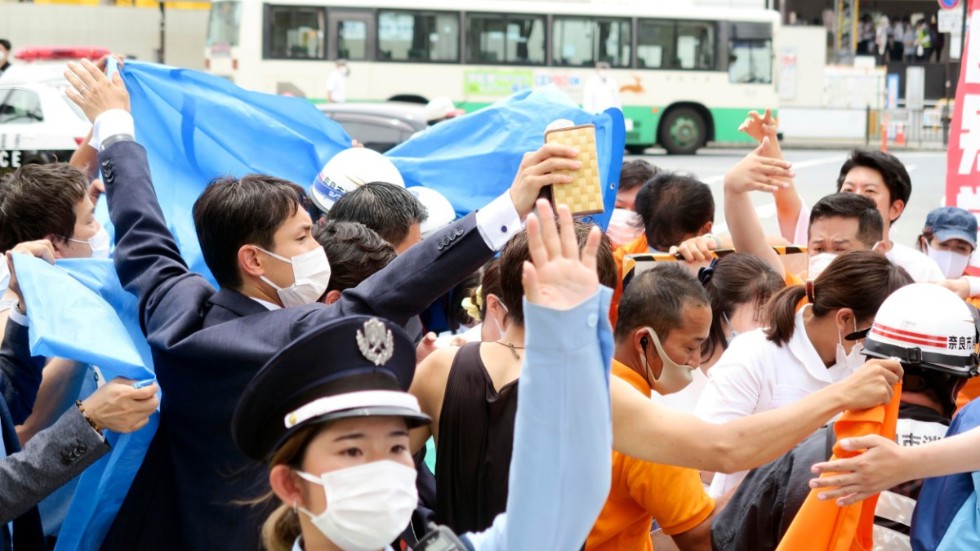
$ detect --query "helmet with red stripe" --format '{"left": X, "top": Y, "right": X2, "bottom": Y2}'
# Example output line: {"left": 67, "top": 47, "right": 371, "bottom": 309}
{"left": 864, "top": 283, "right": 979, "bottom": 378}
{"left": 864, "top": 283, "right": 978, "bottom": 416}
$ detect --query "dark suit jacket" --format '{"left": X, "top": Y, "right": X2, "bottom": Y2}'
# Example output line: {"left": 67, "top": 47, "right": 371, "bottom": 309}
{"left": 97, "top": 140, "right": 495, "bottom": 551}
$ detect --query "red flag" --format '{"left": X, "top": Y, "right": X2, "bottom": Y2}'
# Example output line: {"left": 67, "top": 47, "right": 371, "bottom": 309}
{"left": 949, "top": 0, "right": 980, "bottom": 222}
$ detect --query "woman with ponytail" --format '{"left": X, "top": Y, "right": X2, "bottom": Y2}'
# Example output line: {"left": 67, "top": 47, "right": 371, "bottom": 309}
{"left": 693, "top": 249, "right": 911, "bottom": 496}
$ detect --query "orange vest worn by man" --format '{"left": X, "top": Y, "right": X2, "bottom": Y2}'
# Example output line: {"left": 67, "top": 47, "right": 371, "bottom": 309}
{"left": 586, "top": 360, "right": 715, "bottom": 550}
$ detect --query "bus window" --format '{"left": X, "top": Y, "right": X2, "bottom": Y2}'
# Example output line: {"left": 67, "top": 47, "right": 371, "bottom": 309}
{"left": 466, "top": 14, "right": 546, "bottom": 65}
{"left": 728, "top": 39, "right": 772, "bottom": 84}
{"left": 552, "top": 17, "right": 630, "bottom": 67}
{"left": 675, "top": 22, "right": 714, "bottom": 70}
{"left": 637, "top": 20, "right": 674, "bottom": 68}
{"left": 337, "top": 20, "right": 368, "bottom": 60}
{"left": 207, "top": 1, "right": 241, "bottom": 53}
{"left": 378, "top": 11, "right": 459, "bottom": 62}
{"left": 265, "top": 5, "right": 325, "bottom": 59}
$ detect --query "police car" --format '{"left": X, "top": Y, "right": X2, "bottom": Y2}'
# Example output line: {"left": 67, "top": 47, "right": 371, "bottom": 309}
{"left": 0, "top": 47, "right": 104, "bottom": 177}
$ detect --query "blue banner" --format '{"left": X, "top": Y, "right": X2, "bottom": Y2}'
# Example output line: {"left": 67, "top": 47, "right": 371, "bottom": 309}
{"left": 387, "top": 87, "right": 625, "bottom": 229}
{"left": 12, "top": 255, "right": 157, "bottom": 551}
{"left": 120, "top": 61, "right": 353, "bottom": 281}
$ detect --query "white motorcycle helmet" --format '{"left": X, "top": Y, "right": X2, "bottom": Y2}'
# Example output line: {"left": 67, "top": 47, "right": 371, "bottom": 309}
{"left": 863, "top": 283, "right": 979, "bottom": 414}
{"left": 409, "top": 187, "right": 456, "bottom": 240}
{"left": 310, "top": 148, "right": 406, "bottom": 214}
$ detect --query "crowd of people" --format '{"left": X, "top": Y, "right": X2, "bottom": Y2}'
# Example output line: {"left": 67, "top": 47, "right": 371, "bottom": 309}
{"left": 1, "top": 55, "right": 979, "bottom": 551}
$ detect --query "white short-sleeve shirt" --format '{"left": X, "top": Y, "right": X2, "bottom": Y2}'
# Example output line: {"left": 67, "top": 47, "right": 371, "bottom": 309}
{"left": 694, "top": 306, "right": 855, "bottom": 496}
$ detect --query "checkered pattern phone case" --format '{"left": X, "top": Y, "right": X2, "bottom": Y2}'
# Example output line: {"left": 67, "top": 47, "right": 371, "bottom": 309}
{"left": 544, "top": 124, "right": 604, "bottom": 215}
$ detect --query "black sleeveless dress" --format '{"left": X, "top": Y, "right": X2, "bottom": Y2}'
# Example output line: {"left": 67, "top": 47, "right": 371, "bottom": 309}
{"left": 434, "top": 342, "right": 519, "bottom": 534}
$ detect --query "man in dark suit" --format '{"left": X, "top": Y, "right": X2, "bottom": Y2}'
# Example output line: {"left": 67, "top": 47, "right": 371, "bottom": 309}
{"left": 49, "top": 59, "right": 581, "bottom": 551}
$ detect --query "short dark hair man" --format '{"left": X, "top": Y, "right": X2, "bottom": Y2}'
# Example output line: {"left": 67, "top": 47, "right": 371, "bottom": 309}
{"left": 52, "top": 58, "right": 582, "bottom": 551}
{"left": 776, "top": 149, "right": 942, "bottom": 282}
{"left": 724, "top": 144, "right": 884, "bottom": 284}
{"left": 588, "top": 264, "right": 718, "bottom": 550}
{"left": 327, "top": 181, "right": 428, "bottom": 253}
{"left": 0, "top": 163, "right": 107, "bottom": 258}
{"left": 634, "top": 172, "right": 715, "bottom": 253}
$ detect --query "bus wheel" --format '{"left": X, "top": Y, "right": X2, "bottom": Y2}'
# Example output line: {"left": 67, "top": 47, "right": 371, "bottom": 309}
{"left": 659, "top": 107, "right": 706, "bottom": 155}
{"left": 625, "top": 145, "right": 649, "bottom": 155}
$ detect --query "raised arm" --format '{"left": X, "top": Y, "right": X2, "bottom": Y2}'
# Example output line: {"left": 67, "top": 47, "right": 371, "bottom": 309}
{"left": 611, "top": 359, "right": 901, "bottom": 474}
{"left": 723, "top": 137, "right": 793, "bottom": 278}
{"left": 465, "top": 201, "right": 612, "bottom": 550}
{"left": 64, "top": 59, "right": 212, "bottom": 329}
{"left": 318, "top": 143, "right": 582, "bottom": 327}
{"left": 740, "top": 110, "right": 803, "bottom": 241}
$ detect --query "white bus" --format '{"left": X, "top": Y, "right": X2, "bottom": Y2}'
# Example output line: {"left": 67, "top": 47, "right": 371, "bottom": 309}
{"left": 205, "top": 0, "right": 779, "bottom": 154}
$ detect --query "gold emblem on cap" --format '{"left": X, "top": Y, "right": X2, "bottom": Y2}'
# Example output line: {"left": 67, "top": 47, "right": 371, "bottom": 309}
{"left": 287, "top": 413, "right": 298, "bottom": 427}
{"left": 357, "top": 318, "right": 394, "bottom": 366}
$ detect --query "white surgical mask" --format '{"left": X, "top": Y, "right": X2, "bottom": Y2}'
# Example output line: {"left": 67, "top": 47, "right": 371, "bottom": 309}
{"left": 69, "top": 225, "right": 111, "bottom": 259}
{"left": 722, "top": 312, "right": 739, "bottom": 347}
{"left": 835, "top": 319, "right": 866, "bottom": 371}
{"left": 807, "top": 253, "right": 838, "bottom": 280}
{"left": 926, "top": 245, "right": 971, "bottom": 279}
{"left": 258, "top": 246, "right": 331, "bottom": 308}
{"left": 295, "top": 460, "right": 418, "bottom": 551}
{"left": 642, "top": 327, "right": 695, "bottom": 394}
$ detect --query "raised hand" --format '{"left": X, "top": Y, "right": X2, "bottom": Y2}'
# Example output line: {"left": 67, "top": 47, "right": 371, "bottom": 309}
{"left": 64, "top": 58, "right": 130, "bottom": 122}
{"left": 738, "top": 109, "right": 779, "bottom": 142}
{"left": 723, "top": 137, "right": 794, "bottom": 194}
{"left": 808, "top": 434, "right": 907, "bottom": 506}
{"left": 508, "top": 145, "right": 581, "bottom": 219}
{"left": 522, "top": 199, "right": 600, "bottom": 310}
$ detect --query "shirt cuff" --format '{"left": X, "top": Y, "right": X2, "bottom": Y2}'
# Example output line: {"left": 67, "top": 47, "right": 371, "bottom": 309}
{"left": 93, "top": 109, "right": 135, "bottom": 149}
{"left": 475, "top": 193, "right": 522, "bottom": 251}
{"left": 8, "top": 304, "right": 28, "bottom": 327}
{"left": 966, "top": 276, "right": 980, "bottom": 298}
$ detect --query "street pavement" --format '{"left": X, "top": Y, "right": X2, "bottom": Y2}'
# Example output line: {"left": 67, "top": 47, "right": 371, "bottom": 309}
{"left": 627, "top": 147, "right": 950, "bottom": 248}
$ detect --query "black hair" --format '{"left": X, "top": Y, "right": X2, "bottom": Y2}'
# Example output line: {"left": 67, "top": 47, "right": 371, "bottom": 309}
{"left": 193, "top": 174, "right": 308, "bottom": 289}
{"left": 0, "top": 163, "right": 88, "bottom": 251}
{"left": 615, "top": 263, "right": 710, "bottom": 343}
{"left": 809, "top": 193, "right": 884, "bottom": 248}
{"left": 766, "top": 250, "right": 912, "bottom": 345}
{"left": 634, "top": 172, "right": 714, "bottom": 251}
{"left": 313, "top": 220, "right": 396, "bottom": 293}
{"left": 327, "top": 182, "right": 428, "bottom": 249}
{"left": 701, "top": 254, "right": 785, "bottom": 359}
{"left": 619, "top": 159, "right": 657, "bottom": 191}
{"left": 0, "top": 39, "right": 10, "bottom": 52}
{"left": 837, "top": 150, "right": 912, "bottom": 223}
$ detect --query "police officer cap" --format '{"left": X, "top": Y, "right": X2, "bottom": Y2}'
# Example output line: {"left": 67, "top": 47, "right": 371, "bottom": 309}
{"left": 233, "top": 315, "right": 431, "bottom": 462}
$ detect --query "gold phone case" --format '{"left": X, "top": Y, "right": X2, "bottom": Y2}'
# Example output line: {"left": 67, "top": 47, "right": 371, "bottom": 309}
{"left": 544, "top": 123, "right": 604, "bottom": 216}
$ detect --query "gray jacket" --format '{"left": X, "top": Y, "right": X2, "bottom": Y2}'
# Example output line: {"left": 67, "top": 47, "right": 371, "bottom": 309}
{"left": 0, "top": 405, "right": 108, "bottom": 524}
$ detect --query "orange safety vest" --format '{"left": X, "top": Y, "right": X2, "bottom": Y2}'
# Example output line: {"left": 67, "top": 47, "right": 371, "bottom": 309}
{"left": 776, "top": 383, "right": 903, "bottom": 551}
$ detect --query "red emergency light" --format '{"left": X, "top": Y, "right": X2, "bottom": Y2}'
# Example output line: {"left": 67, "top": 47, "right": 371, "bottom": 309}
{"left": 13, "top": 47, "right": 111, "bottom": 62}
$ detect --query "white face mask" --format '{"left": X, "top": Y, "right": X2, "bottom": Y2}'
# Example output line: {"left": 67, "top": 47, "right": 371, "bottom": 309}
{"left": 807, "top": 252, "right": 838, "bottom": 280}
{"left": 295, "top": 460, "right": 418, "bottom": 551}
{"left": 258, "top": 246, "right": 331, "bottom": 308}
{"left": 69, "top": 225, "right": 111, "bottom": 259}
{"left": 927, "top": 245, "right": 971, "bottom": 279}
{"left": 642, "top": 327, "right": 695, "bottom": 394}
{"left": 835, "top": 319, "right": 866, "bottom": 371}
